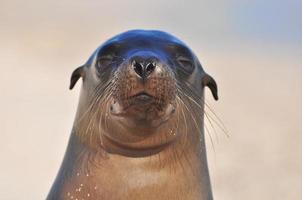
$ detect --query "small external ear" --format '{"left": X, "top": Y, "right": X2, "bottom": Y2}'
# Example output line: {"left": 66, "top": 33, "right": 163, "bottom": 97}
{"left": 69, "top": 66, "right": 85, "bottom": 90}
{"left": 202, "top": 74, "right": 218, "bottom": 101}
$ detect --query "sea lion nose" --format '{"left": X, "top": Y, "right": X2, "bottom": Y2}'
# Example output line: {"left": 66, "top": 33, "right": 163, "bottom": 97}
{"left": 131, "top": 58, "right": 157, "bottom": 79}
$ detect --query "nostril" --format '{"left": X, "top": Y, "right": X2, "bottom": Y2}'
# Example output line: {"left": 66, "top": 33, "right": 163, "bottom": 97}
{"left": 133, "top": 61, "right": 144, "bottom": 77}
{"left": 146, "top": 62, "right": 156, "bottom": 76}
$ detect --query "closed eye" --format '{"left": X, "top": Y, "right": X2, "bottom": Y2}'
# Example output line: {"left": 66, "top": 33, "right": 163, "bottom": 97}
{"left": 97, "top": 55, "right": 114, "bottom": 69}
{"left": 177, "top": 56, "right": 194, "bottom": 74}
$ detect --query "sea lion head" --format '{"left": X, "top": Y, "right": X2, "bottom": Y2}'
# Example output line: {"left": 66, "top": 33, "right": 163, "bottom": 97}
{"left": 70, "top": 30, "right": 218, "bottom": 156}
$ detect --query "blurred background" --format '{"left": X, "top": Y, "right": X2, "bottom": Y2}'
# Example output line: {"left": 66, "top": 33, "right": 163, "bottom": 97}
{"left": 1, "top": 0, "right": 301, "bottom": 199}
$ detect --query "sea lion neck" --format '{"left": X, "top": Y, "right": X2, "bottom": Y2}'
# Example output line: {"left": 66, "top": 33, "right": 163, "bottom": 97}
{"left": 56, "top": 127, "right": 213, "bottom": 200}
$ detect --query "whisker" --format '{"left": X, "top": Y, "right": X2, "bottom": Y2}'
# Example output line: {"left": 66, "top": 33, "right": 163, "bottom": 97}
{"left": 177, "top": 90, "right": 216, "bottom": 152}
{"left": 175, "top": 82, "right": 229, "bottom": 139}
{"left": 204, "top": 101, "right": 229, "bottom": 137}
{"left": 204, "top": 111, "right": 219, "bottom": 144}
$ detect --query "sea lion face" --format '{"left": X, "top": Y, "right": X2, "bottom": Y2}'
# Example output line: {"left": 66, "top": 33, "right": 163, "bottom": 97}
{"left": 70, "top": 30, "right": 218, "bottom": 155}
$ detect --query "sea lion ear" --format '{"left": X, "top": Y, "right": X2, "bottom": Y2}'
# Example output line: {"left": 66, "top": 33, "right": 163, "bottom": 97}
{"left": 69, "top": 65, "right": 85, "bottom": 90}
{"left": 202, "top": 73, "right": 218, "bottom": 101}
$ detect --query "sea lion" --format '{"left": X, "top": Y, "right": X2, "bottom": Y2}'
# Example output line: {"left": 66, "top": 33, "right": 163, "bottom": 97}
{"left": 47, "top": 30, "right": 218, "bottom": 200}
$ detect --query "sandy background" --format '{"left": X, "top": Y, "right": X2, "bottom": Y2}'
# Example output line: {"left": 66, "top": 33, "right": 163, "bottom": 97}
{"left": 1, "top": 0, "right": 301, "bottom": 199}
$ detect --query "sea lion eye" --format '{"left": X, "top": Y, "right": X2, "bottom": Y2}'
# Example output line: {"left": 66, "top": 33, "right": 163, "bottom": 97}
{"left": 97, "top": 55, "right": 113, "bottom": 69}
{"left": 177, "top": 56, "right": 194, "bottom": 73}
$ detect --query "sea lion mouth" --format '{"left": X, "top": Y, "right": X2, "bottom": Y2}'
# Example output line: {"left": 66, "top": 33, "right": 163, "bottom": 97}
{"left": 130, "top": 92, "right": 154, "bottom": 102}
{"left": 127, "top": 92, "right": 156, "bottom": 106}
{"left": 110, "top": 90, "right": 175, "bottom": 126}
